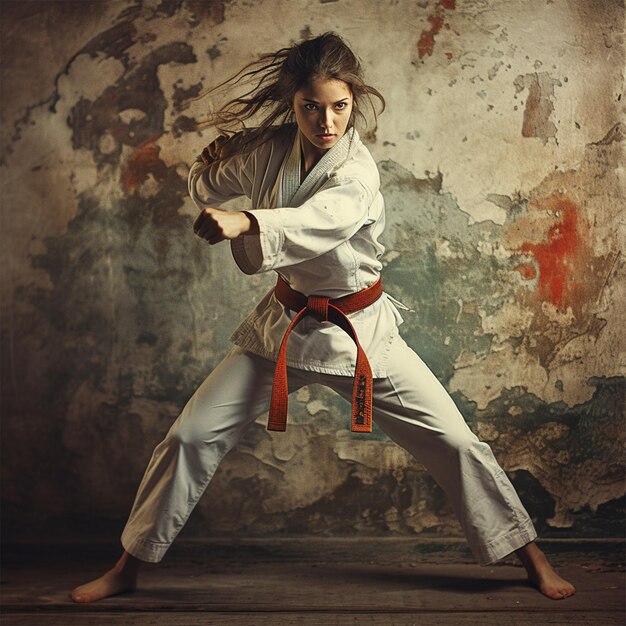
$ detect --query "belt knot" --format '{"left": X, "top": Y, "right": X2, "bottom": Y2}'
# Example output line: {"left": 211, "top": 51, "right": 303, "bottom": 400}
{"left": 307, "top": 295, "right": 330, "bottom": 321}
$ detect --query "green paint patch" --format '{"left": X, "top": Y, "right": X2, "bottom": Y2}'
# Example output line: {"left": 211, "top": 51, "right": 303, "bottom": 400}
{"left": 379, "top": 159, "right": 509, "bottom": 383}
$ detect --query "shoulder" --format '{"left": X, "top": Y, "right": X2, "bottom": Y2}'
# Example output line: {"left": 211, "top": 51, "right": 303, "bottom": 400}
{"left": 203, "top": 124, "right": 294, "bottom": 174}
{"left": 238, "top": 123, "right": 296, "bottom": 154}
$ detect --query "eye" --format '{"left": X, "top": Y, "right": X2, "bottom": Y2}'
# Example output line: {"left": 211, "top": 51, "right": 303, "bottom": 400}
{"left": 335, "top": 102, "right": 348, "bottom": 110}
{"left": 304, "top": 103, "right": 318, "bottom": 111}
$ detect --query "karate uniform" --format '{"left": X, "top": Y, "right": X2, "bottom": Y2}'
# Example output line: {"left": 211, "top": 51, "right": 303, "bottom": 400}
{"left": 120, "top": 125, "right": 537, "bottom": 564}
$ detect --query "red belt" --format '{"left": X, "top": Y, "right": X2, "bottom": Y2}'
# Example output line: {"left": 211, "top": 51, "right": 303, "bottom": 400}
{"left": 268, "top": 276, "right": 383, "bottom": 433}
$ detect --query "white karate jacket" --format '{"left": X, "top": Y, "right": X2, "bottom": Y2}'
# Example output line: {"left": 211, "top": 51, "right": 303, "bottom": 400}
{"left": 188, "top": 125, "right": 405, "bottom": 377}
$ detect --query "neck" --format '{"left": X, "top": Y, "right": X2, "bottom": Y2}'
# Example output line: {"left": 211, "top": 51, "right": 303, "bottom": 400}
{"left": 300, "top": 135, "right": 326, "bottom": 174}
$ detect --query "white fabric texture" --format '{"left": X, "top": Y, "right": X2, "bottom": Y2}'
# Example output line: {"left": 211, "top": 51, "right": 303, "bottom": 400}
{"left": 120, "top": 339, "right": 537, "bottom": 565}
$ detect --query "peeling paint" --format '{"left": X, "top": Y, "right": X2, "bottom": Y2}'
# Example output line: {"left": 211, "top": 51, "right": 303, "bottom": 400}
{"left": 417, "top": 0, "right": 456, "bottom": 59}
{"left": 514, "top": 72, "right": 562, "bottom": 143}
{"left": 121, "top": 139, "right": 168, "bottom": 194}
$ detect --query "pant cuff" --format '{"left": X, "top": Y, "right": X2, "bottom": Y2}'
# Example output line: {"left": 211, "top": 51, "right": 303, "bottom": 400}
{"left": 472, "top": 519, "right": 538, "bottom": 565}
{"left": 121, "top": 529, "right": 170, "bottom": 563}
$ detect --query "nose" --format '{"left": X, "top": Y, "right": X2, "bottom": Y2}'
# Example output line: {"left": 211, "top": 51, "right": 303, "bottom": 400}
{"left": 319, "top": 109, "right": 334, "bottom": 131}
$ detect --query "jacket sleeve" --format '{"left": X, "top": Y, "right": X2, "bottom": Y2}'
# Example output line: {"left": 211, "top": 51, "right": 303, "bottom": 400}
{"left": 188, "top": 150, "right": 254, "bottom": 207}
{"left": 231, "top": 175, "right": 373, "bottom": 275}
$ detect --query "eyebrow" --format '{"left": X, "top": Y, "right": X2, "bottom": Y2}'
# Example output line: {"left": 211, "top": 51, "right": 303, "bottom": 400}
{"left": 301, "top": 97, "right": 350, "bottom": 104}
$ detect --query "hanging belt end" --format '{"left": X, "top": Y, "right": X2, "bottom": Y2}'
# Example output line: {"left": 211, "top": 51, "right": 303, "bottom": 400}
{"left": 351, "top": 371, "right": 373, "bottom": 433}
{"left": 267, "top": 401, "right": 288, "bottom": 432}
{"left": 351, "top": 420, "right": 372, "bottom": 434}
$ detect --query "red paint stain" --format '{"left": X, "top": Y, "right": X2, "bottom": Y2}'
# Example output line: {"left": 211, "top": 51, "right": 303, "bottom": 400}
{"left": 514, "top": 263, "right": 537, "bottom": 280}
{"left": 121, "top": 139, "right": 167, "bottom": 194}
{"left": 518, "top": 195, "right": 581, "bottom": 309}
{"left": 417, "top": 1, "right": 456, "bottom": 59}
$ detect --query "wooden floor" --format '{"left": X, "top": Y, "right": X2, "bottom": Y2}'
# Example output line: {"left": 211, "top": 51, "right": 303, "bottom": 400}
{"left": 1, "top": 538, "right": 624, "bottom": 625}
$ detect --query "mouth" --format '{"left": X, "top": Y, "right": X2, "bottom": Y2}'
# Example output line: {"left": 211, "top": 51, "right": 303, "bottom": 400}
{"left": 316, "top": 134, "right": 336, "bottom": 142}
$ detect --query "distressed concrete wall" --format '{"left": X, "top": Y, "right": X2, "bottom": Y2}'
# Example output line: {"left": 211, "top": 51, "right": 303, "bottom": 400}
{"left": 1, "top": 0, "right": 624, "bottom": 540}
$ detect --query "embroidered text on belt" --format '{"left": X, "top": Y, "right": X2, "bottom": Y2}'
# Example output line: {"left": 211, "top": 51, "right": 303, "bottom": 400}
{"left": 268, "top": 276, "right": 383, "bottom": 433}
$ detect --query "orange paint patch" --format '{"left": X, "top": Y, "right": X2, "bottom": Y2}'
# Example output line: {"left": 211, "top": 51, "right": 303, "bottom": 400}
{"left": 516, "top": 195, "right": 583, "bottom": 310}
{"left": 514, "top": 263, "right": 537, "bottom": 280}
{"left": 417, "top": 1, "right": 455, "bottom": 59}
{"left": 120, "top": 139, "right": 167, "bottom": 194}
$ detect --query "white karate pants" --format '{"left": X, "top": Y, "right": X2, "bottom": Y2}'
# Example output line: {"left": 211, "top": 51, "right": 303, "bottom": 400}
{"left": 120, "top": 336, "right": 537, "bottom": 564}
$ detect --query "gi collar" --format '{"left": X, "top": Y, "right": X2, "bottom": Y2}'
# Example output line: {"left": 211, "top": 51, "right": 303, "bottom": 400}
{"left": 280, "top": 126, "right": 360, "bottom": 208}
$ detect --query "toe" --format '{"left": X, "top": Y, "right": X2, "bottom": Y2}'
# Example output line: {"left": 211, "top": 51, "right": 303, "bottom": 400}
{"left": 70, "top": 588, "right": 96, "bottom": 603}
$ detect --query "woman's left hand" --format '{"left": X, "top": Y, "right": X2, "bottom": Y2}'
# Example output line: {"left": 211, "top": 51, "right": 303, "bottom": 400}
{"left": 193, "top": 208, "right": 254, "bottom": 245}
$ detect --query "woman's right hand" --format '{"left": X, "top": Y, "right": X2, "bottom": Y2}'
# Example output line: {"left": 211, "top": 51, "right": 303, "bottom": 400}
{"left": 193, "top": 208, "right": 257, "bottom": 245}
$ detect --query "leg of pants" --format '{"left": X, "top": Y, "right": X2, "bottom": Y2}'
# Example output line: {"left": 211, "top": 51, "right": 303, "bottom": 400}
{"left": 120, "top": 346, "right": 310, "bottom": 562}
{"left": 121, "top": 338, "right": 536, "bottom": 565}
{"left": 319, "top": 336, "right": 537, "bottom": 565}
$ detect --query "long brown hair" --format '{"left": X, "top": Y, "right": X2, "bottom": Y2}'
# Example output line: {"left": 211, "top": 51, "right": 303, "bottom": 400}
{"left": 191, "top": 32, "right": 385, "bottom": 157}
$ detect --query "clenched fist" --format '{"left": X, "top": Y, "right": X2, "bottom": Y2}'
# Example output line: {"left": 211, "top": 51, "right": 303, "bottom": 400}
{"left": 193, "top": 208, "right": 257, "bottom": 245}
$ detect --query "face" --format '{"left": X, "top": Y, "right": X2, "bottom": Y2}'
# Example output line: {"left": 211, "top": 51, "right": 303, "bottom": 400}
{"left": 292, "top": 78, "right": 353, "bottom": 160}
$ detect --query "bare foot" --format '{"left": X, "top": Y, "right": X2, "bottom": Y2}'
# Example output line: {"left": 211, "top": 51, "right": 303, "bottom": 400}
{"left": 70, "top": 550, "right": 141, "bottom": 603}
{"left": 516, "top": 542, "right": 576, "bottom": 600}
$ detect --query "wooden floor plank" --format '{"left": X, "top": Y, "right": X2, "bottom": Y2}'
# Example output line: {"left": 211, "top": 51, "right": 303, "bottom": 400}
{"left": 1, "top": 539, "right": 623, "bottom": 625}
{"left": 2, "top": 612, "right": 624, "bottom": 626}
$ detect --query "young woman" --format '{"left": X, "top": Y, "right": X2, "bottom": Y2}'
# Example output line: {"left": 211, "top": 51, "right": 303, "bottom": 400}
{"left": 71, "top": 32, "right": 575, "bottom": 603}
